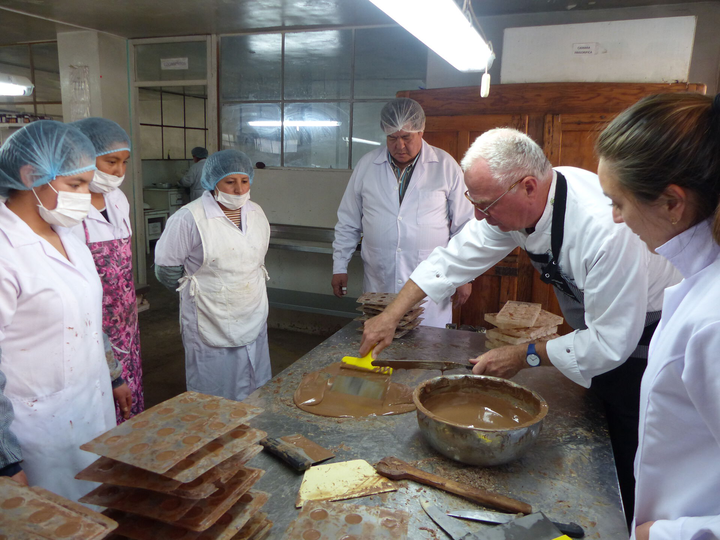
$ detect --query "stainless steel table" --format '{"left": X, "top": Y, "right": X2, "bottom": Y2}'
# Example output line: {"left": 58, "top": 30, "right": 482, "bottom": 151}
{"left": 245, "top": 322, "right": 629, "bottom": 539}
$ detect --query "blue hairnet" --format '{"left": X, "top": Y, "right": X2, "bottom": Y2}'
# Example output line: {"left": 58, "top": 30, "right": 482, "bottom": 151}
{"left": 72, "top": 117, "right": 131, "bottom": 157}
{"left": 201, "top": 149, "right": 254, "bottom": 190}
{"left": 191, "top": 146, "right": 209, "bottom": 159}
{"left": 0, "top": 120, "right": 96, "bottom": 196}
{"left": 380, "top": 98, "right": 426, "bottom": 135}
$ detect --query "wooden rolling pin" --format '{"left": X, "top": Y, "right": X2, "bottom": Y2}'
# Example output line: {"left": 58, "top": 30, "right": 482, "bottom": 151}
{"left": 374, "top": 456, "right": 532, "bottom": 515}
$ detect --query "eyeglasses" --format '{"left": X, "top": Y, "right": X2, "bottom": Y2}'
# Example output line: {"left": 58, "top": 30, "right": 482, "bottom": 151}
{"left": 464, "top": 177, "right": 525, "bottom": 216}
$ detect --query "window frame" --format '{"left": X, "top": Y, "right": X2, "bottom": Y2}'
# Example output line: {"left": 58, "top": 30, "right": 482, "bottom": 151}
{"left": 219, "top": 25, "right": 426, "bottom": 170}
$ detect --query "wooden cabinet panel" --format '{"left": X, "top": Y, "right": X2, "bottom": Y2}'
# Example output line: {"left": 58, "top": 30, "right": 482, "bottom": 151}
{"left": 422, "top": 114, "right": 530, "bottom": 327}
{"left": 544, "top": 112, "right": 618, "bottom": 171}
{"left": 423, "top": 114, "right": 528, "bottom": 162}
{"left": 399, "top": 82, "right": 706, "bottom": 116}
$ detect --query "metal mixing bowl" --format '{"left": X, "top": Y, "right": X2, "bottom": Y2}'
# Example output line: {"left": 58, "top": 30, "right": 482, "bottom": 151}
{"left": 413, "top": 374, "right": 548, "bottom": 466}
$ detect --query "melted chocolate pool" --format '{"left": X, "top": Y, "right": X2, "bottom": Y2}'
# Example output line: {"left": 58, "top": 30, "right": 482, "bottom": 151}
{"left": 294, "top": 363, "right": 415, "bottom": 418}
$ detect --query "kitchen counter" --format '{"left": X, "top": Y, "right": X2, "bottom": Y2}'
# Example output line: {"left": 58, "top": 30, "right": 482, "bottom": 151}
{"left": 244, "top": 322, "right": 628, "bottom": 539}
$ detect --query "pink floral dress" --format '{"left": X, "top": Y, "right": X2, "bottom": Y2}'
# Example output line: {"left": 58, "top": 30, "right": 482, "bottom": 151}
{"left": 84, "top": 223, "right": 144, "bottom": 423}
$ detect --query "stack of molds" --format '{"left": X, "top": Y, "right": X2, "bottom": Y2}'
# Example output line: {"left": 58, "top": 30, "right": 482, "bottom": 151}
{"left": 355, "top": 292, "right": 425, "bottom": 338}
{"left": 76, "top": 391, "right": 272, "bottom": 540}
{"left": 0, "top": 477, "right": 118, "bottom": 539}
{"left": 484, "top": 301, "right": 563, "bottom": 349}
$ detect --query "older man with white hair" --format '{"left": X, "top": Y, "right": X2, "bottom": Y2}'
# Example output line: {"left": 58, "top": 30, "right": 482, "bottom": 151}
{"left": 332, "top": 97, "right": 474, "bottom": 327}
{"left": 360, "top": 127, "right": 682, "bottom": 526}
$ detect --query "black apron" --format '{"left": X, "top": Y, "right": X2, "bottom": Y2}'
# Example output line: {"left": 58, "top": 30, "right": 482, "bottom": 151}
{"left": 526, "top": 171, "right": 657, "bottom": 526}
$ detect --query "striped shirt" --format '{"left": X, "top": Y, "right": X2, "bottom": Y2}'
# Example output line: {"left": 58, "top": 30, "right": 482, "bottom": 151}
{"left": 388, "top": 150, "right": 421, "bottom": 204}
{"left": 222, "top": 207, "right": 242, "bottom": 231}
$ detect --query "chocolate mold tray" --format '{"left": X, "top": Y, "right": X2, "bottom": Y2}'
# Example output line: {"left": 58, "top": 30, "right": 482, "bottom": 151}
{"left": 106, "top": 490, "right": 270, "bottom": 540}
{"left": 81, "top": 392, "right": 262, "bottom": 475}
{"left": 0, "top": 478, "right": 117, "bottom": 540}
{"left": 161, "top": 426, "right": 266, "bottom": 484}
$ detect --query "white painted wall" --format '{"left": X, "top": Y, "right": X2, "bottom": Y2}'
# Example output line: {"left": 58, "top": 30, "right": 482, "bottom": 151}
{"left": 501, "top": 16, "right": 696, "bottom": 84}
{"left": 57, "top": 31, "right": 142, "bottom": 279}
{"left": 426, "top": 2, "right": 720, "bottom": 93}
{"left": 249, "top": 167, "right": 364, "bottom": 298}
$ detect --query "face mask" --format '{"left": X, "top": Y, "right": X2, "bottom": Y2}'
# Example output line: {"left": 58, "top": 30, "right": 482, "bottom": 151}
{"left": 214, "top": 189, "right": 250, "bottom": 210}
{"left": 33, "top": 183, "right": 91, "bottom": 228}
{"left": 89, "top": 169, "right": 124, "bottom": 193}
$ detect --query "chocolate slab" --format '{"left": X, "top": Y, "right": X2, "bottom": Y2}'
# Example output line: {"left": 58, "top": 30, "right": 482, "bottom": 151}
{"left": 278, "top": 434, "right": 334, "bottom": 464}
{"left": 282, "top": 500, "right": 409, "bottom": 539}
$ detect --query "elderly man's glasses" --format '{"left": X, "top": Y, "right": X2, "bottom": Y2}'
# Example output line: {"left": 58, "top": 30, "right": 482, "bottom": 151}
{"left": 464, "top": 177, "right": 525, "bottom": 216}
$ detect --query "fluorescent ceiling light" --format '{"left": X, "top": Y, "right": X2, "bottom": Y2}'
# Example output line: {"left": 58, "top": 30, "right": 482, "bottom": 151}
{"left": 0, "top": 73, "right": 34, "bottom": 97}
{"left": 342, "top": 137, "right": 382, "bottom": 146}
{"left": 248, "top": 120, "right": 341, "bottom": 127}
{"left": 368, "top": 0, "right": 493, "bottom": 72}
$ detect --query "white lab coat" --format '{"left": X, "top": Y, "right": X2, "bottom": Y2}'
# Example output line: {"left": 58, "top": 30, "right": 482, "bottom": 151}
{"left": 411, "top": 167, "right": 681, "bottom": 387}
{"left": 631, "top": 219, "right": 720, "bottom": 540}
{"left": 0, "top": 202, "right": 116, "bottom": 502}
{"left": 69, "top": 188, "right": 132, "bottom": 242}
{"left": 154, "top": 193, "right": 272, "bottom": 401}
{"left": 179, "top": 159, "right": 207, "bottom": 201}
{"left": 333, "top": 140, "right": 473, "bottom": 328}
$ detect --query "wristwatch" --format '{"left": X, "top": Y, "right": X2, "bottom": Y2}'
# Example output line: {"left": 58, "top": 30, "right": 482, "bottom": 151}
{"left": 526, "top": 343, "right": 541, "bottom": 367}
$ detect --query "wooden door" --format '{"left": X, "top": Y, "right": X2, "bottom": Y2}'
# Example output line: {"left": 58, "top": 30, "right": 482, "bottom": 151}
{"left": 422, "top": 114, "right": 533, "bottom": 328}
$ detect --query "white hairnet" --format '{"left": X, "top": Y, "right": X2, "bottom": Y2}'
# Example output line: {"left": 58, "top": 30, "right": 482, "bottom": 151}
{"left": 380, "top": 98, "right": 426, "bottom": 135}
{"left": 72, "top": 117, "right": 131, "bottom": 157}
{"left": 201, "top": 149, "right": 254, "bottom": 190}
{"left": 0, "top": 120, "right": 96, "bottom": 196}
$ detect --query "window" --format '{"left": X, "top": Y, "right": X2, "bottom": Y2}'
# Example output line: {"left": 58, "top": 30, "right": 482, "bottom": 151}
{"left": 220, "top": 27, "right": 426, "bottom": 169}
{"left": 0, "top": 42, "right": 62, "bottom": 123}
{"left": 134, "top": 38, "right": 210, "bottom": 160}
{"left": 138, "top": 86, "right": 208, "bottom": 160}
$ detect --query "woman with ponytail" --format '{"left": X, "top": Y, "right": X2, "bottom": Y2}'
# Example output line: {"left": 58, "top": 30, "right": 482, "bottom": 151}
{"left": 597, "top": 92, "right": 720, "bottom": 540}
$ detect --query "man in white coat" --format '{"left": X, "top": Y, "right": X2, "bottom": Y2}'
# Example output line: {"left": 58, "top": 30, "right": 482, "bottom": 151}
{"left": 179, "top": 146, "right": 208, "bottom": 201}
{"left": 332, "top": 98, "right": 474, "bottom": 328}
{"left": 360, "top": 127, "right": 682, "bottom": 526}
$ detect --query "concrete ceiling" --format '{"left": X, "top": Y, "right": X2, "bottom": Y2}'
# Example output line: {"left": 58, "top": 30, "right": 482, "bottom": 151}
{"left": 0, "top": 0, "right": 714, "bottom": 45}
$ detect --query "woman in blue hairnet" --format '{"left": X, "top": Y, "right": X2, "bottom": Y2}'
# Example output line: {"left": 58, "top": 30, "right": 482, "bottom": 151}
{"left": 154, "top": 149, "right": 272, "bottom": 401}
{"left": 70, "top": 117, "right": 143, "bottom": 423}
{"left": 0, "top": 121, "right": 123, "bottom": 501}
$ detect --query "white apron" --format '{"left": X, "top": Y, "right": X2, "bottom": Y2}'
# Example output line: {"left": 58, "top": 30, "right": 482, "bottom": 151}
{"left": 179, "top": 198, "right": 270, "bottom": 347}
{"left": 0, "top": 207, "right": 116, "bottom": 502}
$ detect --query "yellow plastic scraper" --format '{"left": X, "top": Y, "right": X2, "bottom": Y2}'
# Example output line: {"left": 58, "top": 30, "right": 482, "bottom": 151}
{"left": 333, "top": 349, "right": 393, "bottom": 400}
{"left": 341, "top": 349, "right": 392, "bottom": 374}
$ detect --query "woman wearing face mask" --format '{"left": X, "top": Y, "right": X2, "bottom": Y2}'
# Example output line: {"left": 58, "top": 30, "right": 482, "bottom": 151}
{"left": 154, "top": 149, "right": 271, "bottom": 401}
{"left": 597, "top": 93, "right": 720, "bottom": 540}
{"left": 70, "top": 117, "right": 142, "bottom": 423}
{"left": 0, "top": 121, "right": 123, "bottom": 501}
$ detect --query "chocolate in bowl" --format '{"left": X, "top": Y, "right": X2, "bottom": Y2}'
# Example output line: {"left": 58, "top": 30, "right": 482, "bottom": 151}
{"left": 413, "top": 374, "right": 548, "bottom": 466}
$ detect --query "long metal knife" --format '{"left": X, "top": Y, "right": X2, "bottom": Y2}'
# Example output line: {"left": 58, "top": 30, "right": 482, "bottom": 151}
{"left": 372, "top": 359, "right": 473, "bottom": 371}
{"left": 448, "top": 509, "right": 585, "bottom": 538}
{"left": 421, "top": 500, "right": 478, "bottom": 540}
